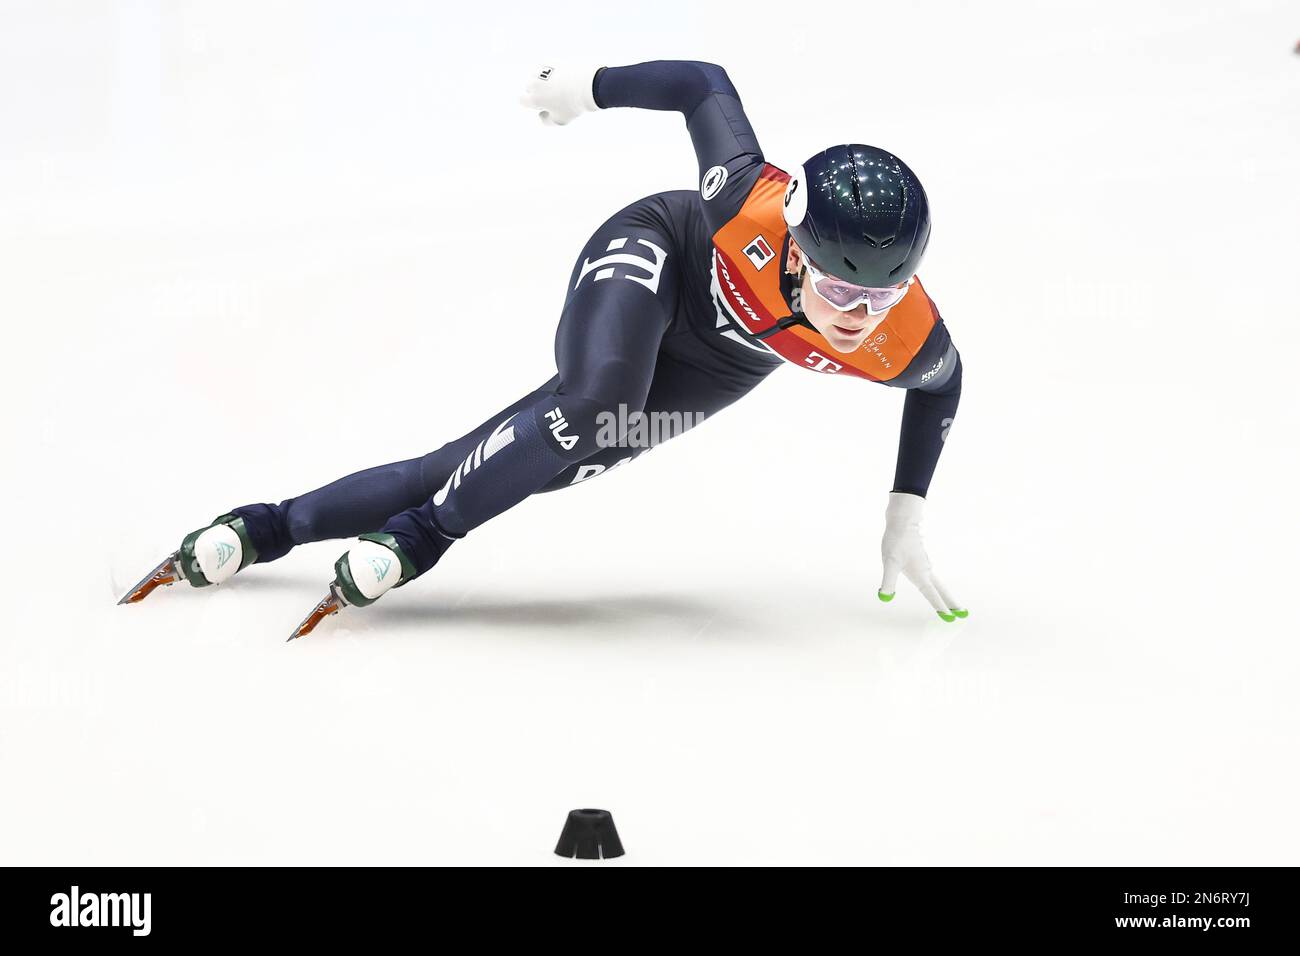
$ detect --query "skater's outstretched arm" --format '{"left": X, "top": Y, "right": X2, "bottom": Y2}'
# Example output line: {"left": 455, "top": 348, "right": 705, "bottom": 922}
{"left": 593, "top": 62, "right": 762, "bottom": 175}
{"left": 877, "top": 324, "right": 965, "bottom": 621}
{"left": 520, "top": 60, "right": 766, "bottom": 227}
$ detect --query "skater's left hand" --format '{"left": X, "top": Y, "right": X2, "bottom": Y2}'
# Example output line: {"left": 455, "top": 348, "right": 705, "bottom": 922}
{"left": 878, "top": 492, "right": 967, "bottom": 622}
{"left": 519, "top": 64, "right": 602, "bottom": 126}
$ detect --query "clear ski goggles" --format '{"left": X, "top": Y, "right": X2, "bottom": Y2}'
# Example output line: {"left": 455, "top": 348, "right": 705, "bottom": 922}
{"left": 802, "top": 258, "right": 914, "bottom": 314}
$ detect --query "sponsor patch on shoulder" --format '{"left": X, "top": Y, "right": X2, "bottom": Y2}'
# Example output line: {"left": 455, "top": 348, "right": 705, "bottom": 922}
{"left": 701, "top": 165, "right": 728, "bottom": 201}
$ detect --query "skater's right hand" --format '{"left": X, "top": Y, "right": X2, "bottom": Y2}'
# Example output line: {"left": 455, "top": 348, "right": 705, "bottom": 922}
{"left": 519, "top": 64, "right": 602, "bottom": 126}
{"left": 878, "top": 492, "right": 967, "bottom": 622}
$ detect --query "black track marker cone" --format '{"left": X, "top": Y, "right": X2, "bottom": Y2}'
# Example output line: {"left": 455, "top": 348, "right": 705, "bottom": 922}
{"left": 554, "top": 809, "right": 624, "bottom": 860}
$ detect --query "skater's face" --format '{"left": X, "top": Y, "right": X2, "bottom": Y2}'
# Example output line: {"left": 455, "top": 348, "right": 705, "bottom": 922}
{"left": 787, "top": 240, "right": 897, "bottom": 355}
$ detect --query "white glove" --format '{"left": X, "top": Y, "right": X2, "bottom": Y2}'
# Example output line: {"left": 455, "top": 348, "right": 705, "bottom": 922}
{"left": 878, "top": 492, "right": 967, "bottom": 622}
{"left": 519, "top": 64, "right": 602, "bottom": 126}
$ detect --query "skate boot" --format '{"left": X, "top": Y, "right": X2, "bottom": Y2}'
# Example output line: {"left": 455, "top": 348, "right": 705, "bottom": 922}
{"left": 118, "top": 514, "right": 259, "bottom": 604}
{"left": 286, "top": 533, "right": 416, "bottom": 641}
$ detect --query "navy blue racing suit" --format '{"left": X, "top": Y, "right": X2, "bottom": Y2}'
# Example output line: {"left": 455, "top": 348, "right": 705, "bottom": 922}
{"left": 232, "top": 61, "right": 962, "bottom": 577}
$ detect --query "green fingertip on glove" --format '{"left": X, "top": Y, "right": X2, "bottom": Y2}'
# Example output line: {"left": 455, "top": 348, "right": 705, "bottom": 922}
{"left": 878, "top": 590, "right": 970, "bottom": 620}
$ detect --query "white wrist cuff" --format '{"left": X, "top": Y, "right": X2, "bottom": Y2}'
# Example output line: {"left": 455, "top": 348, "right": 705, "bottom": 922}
{"left": 885, "top": 491, "right": 925, "bottom": 525}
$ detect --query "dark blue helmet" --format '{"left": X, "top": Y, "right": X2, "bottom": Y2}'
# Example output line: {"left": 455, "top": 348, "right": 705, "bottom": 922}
{"left": 782, "top": 144, "right": 930, "bottom": 286}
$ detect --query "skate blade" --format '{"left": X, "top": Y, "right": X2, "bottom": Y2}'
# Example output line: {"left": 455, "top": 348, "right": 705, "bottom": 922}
{"left": 118, "top": 553, "right": 182, "bottom": 605}
{"left": 287, "top": 591, "right": 341, "bottom": 641}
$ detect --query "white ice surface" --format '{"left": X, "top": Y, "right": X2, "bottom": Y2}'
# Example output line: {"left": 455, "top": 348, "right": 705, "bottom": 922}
{"left": 1, "top": 0, "right": 1297, "bottom": 865}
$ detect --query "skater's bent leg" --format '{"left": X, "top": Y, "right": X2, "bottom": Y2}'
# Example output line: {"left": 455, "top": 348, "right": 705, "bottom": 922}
{"left": 380, "top": 221, "right": 680, "bottom": 576}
